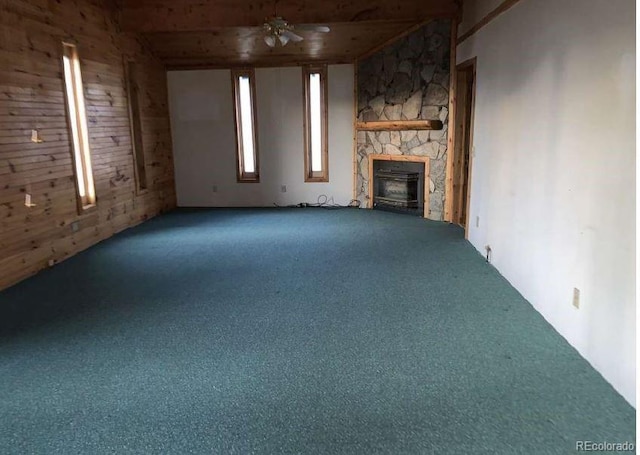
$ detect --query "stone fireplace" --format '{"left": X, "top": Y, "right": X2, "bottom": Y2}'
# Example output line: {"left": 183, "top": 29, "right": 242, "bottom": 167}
{"left": 369, "top": 155, "right": 429, "bottom": 218}
{"left": 356, "top": 19, "right": 451, "bottom": 221}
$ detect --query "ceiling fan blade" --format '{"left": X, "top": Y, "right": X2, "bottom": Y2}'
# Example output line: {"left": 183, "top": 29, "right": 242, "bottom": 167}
{"left": 281, "top": 29, "right": 304, "bottom": 43}
{"left": 295, "top": 24, "right": 330, "bottom": 33}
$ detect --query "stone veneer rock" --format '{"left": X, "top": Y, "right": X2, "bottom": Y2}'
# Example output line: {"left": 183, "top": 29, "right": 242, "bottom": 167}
{"left": 356, "top": 20, "right": 451, "bottom": 220}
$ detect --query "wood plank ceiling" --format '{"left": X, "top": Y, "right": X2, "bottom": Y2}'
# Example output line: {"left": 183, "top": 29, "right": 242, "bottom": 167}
{"left": 118, "top": 0, "right": 460, "bottom": 68}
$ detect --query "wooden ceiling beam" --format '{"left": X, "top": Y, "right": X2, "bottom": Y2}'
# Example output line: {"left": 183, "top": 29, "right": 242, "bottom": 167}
{"left": 119, "top": 0, "right": 459, "bottom": 32}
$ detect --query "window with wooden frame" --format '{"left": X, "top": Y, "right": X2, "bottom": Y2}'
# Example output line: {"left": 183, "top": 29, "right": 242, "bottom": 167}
{"left": 303, "top": 65, "right": 328, "bottom": 182}
{"left": 231, "top": 69, "right": 259, "bottom": 182}
{"left": 124, "top": 60, "right": 148, "bottom": 192}
{"left": 62, "top": 42, "right": 96, "bottom": 211}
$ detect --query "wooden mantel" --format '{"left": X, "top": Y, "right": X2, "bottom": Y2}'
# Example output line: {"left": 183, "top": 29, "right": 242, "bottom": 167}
{"left": 356, "top": 120, "right": 443, "bottom": 131}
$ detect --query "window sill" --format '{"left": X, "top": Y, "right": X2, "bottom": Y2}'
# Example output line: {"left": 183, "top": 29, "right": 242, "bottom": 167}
{"left": 305, "top": 176, "right": 329, "bottom": 183}
{"left": 237, "top": 177, "right": 260, "bottom": 183}
{"left": 78, "top": 202, "right": 97, "bottom": 215}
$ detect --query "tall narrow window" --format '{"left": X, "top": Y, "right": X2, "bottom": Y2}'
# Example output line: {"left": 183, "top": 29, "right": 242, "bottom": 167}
{"left": 62, "top": 42, "right": 96, "bottom": 210}
{"left": 125, "top": 60, "right": 147, "bottom": 192}
{"left": 303, "top": 65, "right": 328, "bottom": 182}
{"left": 231, "top": 69, "right": 259, "bottom": 182}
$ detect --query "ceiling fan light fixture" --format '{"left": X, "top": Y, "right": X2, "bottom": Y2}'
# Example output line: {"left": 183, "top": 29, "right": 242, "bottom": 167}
{"left": 262, "top": 13, "right": 330, "bottom": 48}
{"left": 264, "top": 34, "right": 276, "bottom": 47}
{"left": 278, "top": 33, "right": 290, "bottom": 46}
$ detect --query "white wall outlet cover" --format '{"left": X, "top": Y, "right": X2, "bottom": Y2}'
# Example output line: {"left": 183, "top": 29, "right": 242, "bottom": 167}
{"left": 25, "top": 193, "right": 36, "bottom": 207}
{"left": 573, "top": 288, "right": 581, "bottom": 309}
{"left": 31, "top": 129, "right": 43, "bottom": 143}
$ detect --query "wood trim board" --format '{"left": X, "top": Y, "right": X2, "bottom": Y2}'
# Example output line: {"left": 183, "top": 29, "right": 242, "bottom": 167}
{"left": 458, "top": 0, "right": 524, "bottom": 44}
{"left": 457, "top": 57, "right": 477, "bottom": 239}
{"left": 444, "top": 19, "right": 457, "bottom": 222}
{"left": 358, "top": 19, "right": 434, "bottom": 61}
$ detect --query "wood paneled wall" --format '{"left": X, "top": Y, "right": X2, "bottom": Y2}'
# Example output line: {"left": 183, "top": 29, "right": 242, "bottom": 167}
{"left": 0, "top": 0, "right": 177, "bottom": 290}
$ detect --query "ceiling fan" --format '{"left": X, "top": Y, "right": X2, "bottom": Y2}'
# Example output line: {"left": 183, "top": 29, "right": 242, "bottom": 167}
{"left": 263, "top": 16, "right": 330, "bottom": 48}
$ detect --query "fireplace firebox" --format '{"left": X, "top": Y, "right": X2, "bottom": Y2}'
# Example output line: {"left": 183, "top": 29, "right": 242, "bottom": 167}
{"left": 372, "top": 159, "right": 426, "bottom": 217}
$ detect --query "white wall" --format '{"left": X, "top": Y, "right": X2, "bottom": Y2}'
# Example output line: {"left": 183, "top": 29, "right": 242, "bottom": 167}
{"left": 167, "top": 65, "right": 354, "bottom": 207}
{"left": 458, "top": 0, "right": 636, "bottom": 404}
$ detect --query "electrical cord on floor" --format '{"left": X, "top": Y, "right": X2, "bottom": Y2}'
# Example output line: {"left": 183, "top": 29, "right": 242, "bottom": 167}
{"left": 274, "top": 195, "right": 361, "bottom": 209}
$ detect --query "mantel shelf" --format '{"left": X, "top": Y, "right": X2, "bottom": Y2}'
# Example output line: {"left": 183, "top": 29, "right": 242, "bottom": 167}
{"left": 356, "top": 120, "right": 443, "bottom": 131}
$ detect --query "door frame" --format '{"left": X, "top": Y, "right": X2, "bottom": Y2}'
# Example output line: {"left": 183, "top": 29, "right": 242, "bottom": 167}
{"left": 453, "top": 57, "right": 477, "bottom": 238}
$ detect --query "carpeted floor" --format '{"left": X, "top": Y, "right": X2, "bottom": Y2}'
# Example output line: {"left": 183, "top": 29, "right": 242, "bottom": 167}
{"left": 0, "top": 208, "right": 634, "bottom": 454}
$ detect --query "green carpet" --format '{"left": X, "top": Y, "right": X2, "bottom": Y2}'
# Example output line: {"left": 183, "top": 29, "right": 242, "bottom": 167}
{"left": 0, "top": 208, "right": 634, "bottom": 454}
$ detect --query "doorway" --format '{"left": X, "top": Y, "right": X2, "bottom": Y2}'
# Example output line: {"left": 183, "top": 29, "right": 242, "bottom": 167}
{"left": 452, "top": 58, "right": 476, "bottom": 235}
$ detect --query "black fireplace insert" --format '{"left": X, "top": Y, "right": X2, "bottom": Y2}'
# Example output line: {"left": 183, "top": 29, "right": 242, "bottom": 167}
{"left": 372, "top": 160, "right": 425, "bottom": 216}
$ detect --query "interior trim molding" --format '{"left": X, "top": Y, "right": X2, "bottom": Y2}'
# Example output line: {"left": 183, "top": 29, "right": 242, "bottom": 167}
{"left": 357, "top": 19, "right": 433, "bottom": 61}
{"left": 458, "top": 0, "right": 523, "bottom": 44}
{"left": 443, "top": 19, "right": 457, "bottom": 222}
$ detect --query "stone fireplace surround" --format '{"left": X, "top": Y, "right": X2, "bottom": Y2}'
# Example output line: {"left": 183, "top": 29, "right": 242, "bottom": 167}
{"left": 356, "top": 19, "right": 451, "bottom": 221}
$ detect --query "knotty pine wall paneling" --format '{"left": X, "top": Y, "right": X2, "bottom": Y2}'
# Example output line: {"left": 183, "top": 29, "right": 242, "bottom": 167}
{"left": 0, "top": 0, "right": 177, "bottom": 290}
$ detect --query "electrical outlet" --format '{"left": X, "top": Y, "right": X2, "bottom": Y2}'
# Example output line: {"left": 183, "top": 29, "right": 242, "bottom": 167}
{"left": 573, "top": 288, "right": 580, "bottom": 309}
{"left": 31, "top": 129, "right": 43, "bottom": 143}
{"left": 71, "top": 221, "right": 79, "bottom": 232}
{"left": 476, "top": 216, "right": 480, "bottom": 227}
{"left": 24, "top": 193, "right": 36, "bottom": 207}
{"left": 281, "top": 185, "right": 287, "bottom": 193}
{"left": 212, "top": 185, "right": 218, "bottom": 193}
